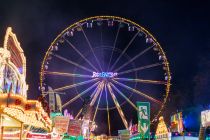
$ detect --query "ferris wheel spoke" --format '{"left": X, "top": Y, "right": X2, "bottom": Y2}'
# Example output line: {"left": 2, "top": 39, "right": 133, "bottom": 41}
{"left": 43, "top": 71, "right": 92, "bottom": 78}
{"left": 110, "top": 30, "right": 140, "bottom": 71}
{"left": 109, "top": 82, "right": 138, "bottom": 111}
{"left": 118, "top": 62, "right": 163, "bottom": 75}
{"left": 52, "top": 53, "right": 93, "bottom": 72}
{"left": 105, "top": 85, "right": 111, "bottom": 136}
{"left": 63, "top": 38, "right": 99, "bottom": 71}
{"left": 107, "top": 82, "right": 128, "bottom": 129}
{"left": 62, "top": 81, "right": 100, "bottom": 108}
{"left": 114, "top": 78, "right": 167, "bottom": 85}
{"left": 112, "top": 79, "right": 162, "bottom": 105}
{"left": 114, "top": 44, "right": 155, "bottom": 72}
{"left": 80, "top": 26, "right": 103, "bottom": 71}
{"left": 93, "top": 85, "right": 104, "bottom": 122}
{"left": 53, "top": 78, "right": 98, "bottom": 92}
{"left": 90, "top": 82, "right": 104, "bottom": 106}
{"left": 107, "top": 22, "right": 121, "bottom": 71}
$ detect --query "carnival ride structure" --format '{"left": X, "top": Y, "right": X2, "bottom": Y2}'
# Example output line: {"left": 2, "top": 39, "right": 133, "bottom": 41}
{"left": 40, "top": 16, "right": 171, "bottom": 135}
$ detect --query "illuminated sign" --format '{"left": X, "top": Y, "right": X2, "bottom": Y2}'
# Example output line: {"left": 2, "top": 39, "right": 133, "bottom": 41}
{"left": 201, "top": 110, "right": 210, "bottom": 127}
{"left": 3, "top": 133, "right": 20, "bottom": 139}
{"left": 26, "top": 133, "right": 51, "bottom": 139}
{"left": 92, "top": 72, "right": 117, "bottom": 78}
{"left": 68, "top": 119, "right": 82, "bottom": 136}
{"left": 137, "top": 102, "right": 150, "bottom": 138}
{"left": 54, "top": 116, "right": 70, "bottom": 135}
{"left": 155, "top": 116, "right": 170, "bottom": 140}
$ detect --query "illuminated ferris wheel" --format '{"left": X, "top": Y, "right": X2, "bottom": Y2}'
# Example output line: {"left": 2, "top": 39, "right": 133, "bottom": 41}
{"left": 40, "top": 16, "right": 171, "bottom": 133}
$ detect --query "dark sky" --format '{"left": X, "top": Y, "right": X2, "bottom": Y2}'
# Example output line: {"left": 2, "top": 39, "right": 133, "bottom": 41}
{"left": 0, "top": 0, "right": 210, "bottom": 132}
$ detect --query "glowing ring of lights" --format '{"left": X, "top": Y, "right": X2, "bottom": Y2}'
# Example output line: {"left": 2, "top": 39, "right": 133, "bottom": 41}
{"left": 40, "top": 16, "right": 171, "bottom": 127}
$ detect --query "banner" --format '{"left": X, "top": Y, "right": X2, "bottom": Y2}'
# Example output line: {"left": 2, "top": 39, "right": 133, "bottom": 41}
{"left": 56, "top": 94, "right": 62, "bottom": 112}
{"left": 48, "top": 86, "right": 55, "bottom": 111}
{"left": 136, "top": 102, "right": 150, "bottom": 139}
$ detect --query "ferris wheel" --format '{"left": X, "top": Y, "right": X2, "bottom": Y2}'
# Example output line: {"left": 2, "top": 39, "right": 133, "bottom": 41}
{"left": 40, "top": 16, "right": 171, "bottom": 134}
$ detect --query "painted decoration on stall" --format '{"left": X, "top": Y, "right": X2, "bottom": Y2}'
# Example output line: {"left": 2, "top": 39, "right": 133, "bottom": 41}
{"left": 136, "top": 102, "right": 150, "bottom": 139}
{"left": 170, "top": 112, "right": 184, "bottom": 133}
{"left": 56, "top": 94, "right": 62, "bottom": 112}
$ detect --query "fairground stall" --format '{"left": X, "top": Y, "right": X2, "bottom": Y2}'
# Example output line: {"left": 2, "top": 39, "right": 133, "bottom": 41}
{"left": 0, "top": 27, "right": 52, "bottom": 140}
{"left": 155, "top": 116, "right": 171, "bottom": 140}
{"left": 200, "top": 109, "right": 210, "bottom": 140}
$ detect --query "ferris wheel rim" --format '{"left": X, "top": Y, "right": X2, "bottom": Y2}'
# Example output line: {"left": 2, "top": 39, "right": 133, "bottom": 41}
{"left": 40, "top": 15, "right": 171, "bottom": 123}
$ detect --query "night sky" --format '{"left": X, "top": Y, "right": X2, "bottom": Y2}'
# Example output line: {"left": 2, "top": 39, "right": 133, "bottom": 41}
{"left": 0, "top": 0, "right": 210, "bottom": 133}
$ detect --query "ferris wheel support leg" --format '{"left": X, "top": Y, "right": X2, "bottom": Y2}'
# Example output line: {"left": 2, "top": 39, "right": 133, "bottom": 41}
{"left": 109, "top": 82, "right": 138, "bottom": 111}
{"left": 105, "top": 85, "right": 111, "bottom": 136}
{"left": 90, "top": 82, "right": 104, "bottom": 106}
{"left": 107, "top": 107, "right": 111, "bottom": 136}
{"left": 107, "top": 83, "right": 128, "bottom": 129}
